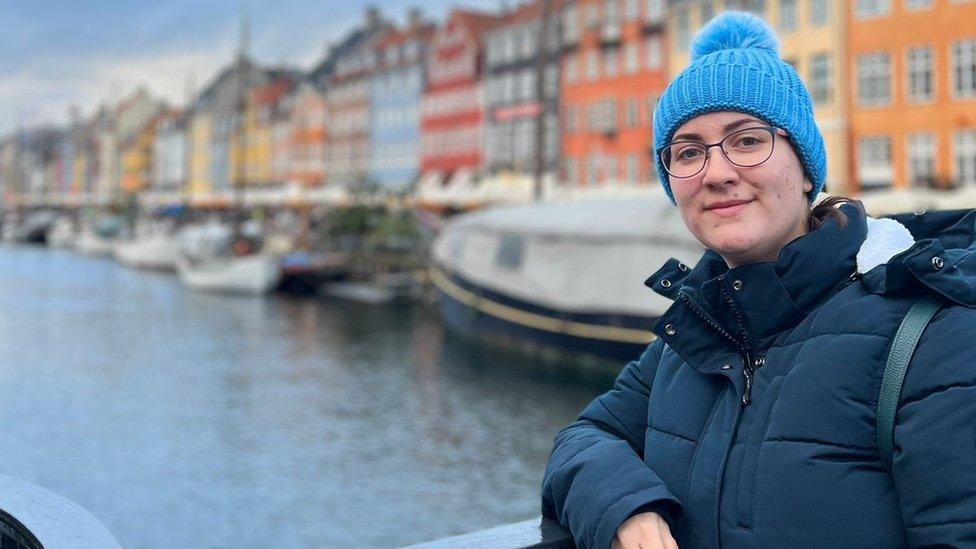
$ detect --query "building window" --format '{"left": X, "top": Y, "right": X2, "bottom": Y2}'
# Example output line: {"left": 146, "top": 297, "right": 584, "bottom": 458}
{"left": 858, "top": 136, "right": 893, "bottom": 189}
{"left": 503, "top": 31, "right": 517, "bottom": 62}
{"left": 563, "top": 6, "right": 579, "bottom": 43}
{"left": 604, "top": 48, "right": 619, "bottom": 78}
{"left": 647, "top": 93, "right": 659, "bottom": 124}
{"left": 779, "top": 0, "right": 797, "bottom": 32}
{"left": 565, "top": 105, "right": 578, "bottom": 133}
{"left": 906, "top": 45, "right": 934, "bottom": 103}
{"left": 586, "top": 155, "right": 599, "bottom": 184}
{"left": 855, "top": 0, "right": 890, "bottom": 19}
{"left": 625, "top": 98, "right": 640, "bottom": 127}
{"left": 675, "top": 8, "right": 690, "bottom": 52}
{"left": 646, "top": 0, "right": 665, "bottom": 23}
{"left": 646, "top": 36, "right": 663, "bottom": 70}
{"left": 701, "top": 2, "right": 715, "bottom": 25}
{"left": 565, "top": 157, "right": 578, "bottom": 185}
{"left": 857, "top": 52, "right": 891, "bottom": 106}
{"left": 907, "top": 133, "right": 936, "bottom": 187}
{"left": 624, "top": 0, "right": 639, "bottom": 20}
{"left": 952, "top": 39, "right": 976, "bottom": 99}
{"left": 624, "top": 42, "right": 639, "bottom": 74}
{"left": 586, "top": 51, "right": 600, "bottom": 81}
{"left": 956, "top": 129, "right": 976, "bottom": 186}
{"left": 810, "top": 0, "right": 829, "bottom": 25}
{"left": 809, "top": 53, "right": 832, "bottom": 104}
{"left": 587, "top": 99, "right": 617, "bottom": 134}
{"left": 520, "top": 69, "right": 535, "bottom": 101}
{"left": 521, "top": 28, "right": 537, "bottom": 60}
{"left": 565, "top": 54, "right": 579, "bottom": 84}
{"left": 905, "top": 0, "right": 933, "bottom": 10}
{"left": 585, "top": 3, "right": 600, "bottom": 29}
{"left": 729, "top": 0, "right": 765, "bottom": 15}
{"left": 626, "top": 154, "right": 639, "bottom": 183}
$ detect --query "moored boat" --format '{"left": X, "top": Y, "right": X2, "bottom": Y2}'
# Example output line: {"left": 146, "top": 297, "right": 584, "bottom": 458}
{"left": 175, "top": 221, "right": 281, "bottom": 295}
{"left": 430, "top": 193, "right": 703, "bottom": 361}
{"left": 114, "top": 232, "right": 179, "bottom": 272}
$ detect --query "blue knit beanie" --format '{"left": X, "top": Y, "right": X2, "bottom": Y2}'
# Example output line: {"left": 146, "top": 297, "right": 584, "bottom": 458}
{"left": 653, "top": 11, "right": 827, "bottom": 203}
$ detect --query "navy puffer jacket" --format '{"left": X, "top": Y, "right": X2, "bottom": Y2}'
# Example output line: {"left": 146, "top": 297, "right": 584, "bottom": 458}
{"left": 542, "top": 204, "right": 976, "bottom": 548}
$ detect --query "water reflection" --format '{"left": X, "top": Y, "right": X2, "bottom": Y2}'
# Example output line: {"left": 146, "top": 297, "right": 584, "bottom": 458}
{"left": 0, "top": 246, "right": 609, "bottom": 548}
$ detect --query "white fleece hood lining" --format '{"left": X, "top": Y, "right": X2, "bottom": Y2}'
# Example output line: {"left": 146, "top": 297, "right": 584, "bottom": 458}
{"left": 856, "top": 217, "right": 916, "bottom": 274}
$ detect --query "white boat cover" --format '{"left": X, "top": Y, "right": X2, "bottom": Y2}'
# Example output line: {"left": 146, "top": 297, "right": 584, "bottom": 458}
{"left": 432, "top": 192, "right": 704, "bottom": 317}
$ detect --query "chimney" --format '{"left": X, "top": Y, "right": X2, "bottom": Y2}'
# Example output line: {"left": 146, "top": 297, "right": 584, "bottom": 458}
{"left": 365, "top": 6, "right": 381, "bottom": 28}
{"left": 407, "top": 6, "right": 423, "bottom": 29}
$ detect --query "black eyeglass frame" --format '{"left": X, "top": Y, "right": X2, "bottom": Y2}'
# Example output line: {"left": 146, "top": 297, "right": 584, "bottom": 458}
{"left": 655, "top": 125, "right": 783, "bottom": 180}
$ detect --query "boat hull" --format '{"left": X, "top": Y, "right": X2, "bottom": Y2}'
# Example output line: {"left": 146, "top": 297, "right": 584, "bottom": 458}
{"left": 430, "top": 265, "right": 656, "bottom": 362}
{"left": 114, "top": 236, "right": 178, "bottom": 272}
{"left": 176, "top": 254, "right": 281, "bottom": 295}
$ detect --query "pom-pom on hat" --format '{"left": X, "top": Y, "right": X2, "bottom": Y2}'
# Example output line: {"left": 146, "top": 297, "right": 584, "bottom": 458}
{"left": 653, "top": 12, "right": 827, "bottom": 203}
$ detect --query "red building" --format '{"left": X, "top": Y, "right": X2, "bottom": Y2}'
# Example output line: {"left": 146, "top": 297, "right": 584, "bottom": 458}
{"left": 420, "top": 9, "right": 504, "bottom": 179}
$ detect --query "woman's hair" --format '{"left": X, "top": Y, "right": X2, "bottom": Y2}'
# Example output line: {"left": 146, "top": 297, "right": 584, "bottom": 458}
{"left": 808, "top": 195, "right": 859, "bottom": 230}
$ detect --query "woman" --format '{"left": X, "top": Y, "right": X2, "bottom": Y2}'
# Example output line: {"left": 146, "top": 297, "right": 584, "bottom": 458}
{"left": 541, "top": 12, "right": 976, "bottom": 549}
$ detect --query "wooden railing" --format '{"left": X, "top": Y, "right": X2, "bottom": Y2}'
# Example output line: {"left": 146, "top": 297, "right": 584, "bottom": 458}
{"left": 405, "top": 516, "right": 574, "bottom": 549}
{"left": 0, "top": 472, "right": 121, "bottom": 548}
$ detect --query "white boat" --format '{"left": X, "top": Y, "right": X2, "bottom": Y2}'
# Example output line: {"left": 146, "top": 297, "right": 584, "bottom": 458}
{"left": 75, "top": 229, "right": 117, "bottom": 257}
{"left": 430, "top": 192, "right": 703, "bottom": 361}
{"left": 76, "top": 216, "right": 124, "bottom": 258}
{"left": 46, "top": 217, "right": 77, "bottom": 248}
{"left": 114, "top": 232, "right": 179, "bottom": 271}
{"left": 175, "top": 253, "right": 281, "bottom": 295}
{"left": 175, "top": 221, "right": 281, "bottom": 295}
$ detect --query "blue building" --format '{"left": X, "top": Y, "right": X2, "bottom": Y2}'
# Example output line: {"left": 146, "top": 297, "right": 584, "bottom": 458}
{"left": 368, "top": 10, "right": 435, "bottom": 191}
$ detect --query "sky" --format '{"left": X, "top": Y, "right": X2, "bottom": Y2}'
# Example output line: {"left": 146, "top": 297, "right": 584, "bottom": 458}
{"left": 0, "top": 0, "right": 504, "bottom": 136}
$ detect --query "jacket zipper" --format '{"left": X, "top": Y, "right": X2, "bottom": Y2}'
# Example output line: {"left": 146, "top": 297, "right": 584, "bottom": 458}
{"left": 679, "top": 289, "right": 755, "bottom": 405}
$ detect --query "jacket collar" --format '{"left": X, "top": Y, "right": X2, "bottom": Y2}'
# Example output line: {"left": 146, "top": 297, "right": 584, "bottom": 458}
{"left": 645, "top": 203, "right": 867, "bottom": 373}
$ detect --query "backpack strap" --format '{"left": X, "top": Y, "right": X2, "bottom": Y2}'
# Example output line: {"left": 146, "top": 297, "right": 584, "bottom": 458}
{"left": 877, "top": 297, "right": 942, "bottom": 470}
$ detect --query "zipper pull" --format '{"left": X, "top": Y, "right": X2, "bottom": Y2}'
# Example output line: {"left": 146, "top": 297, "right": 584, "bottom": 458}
{"left": 741, "top": 353, "right": 754, "bottom": 406}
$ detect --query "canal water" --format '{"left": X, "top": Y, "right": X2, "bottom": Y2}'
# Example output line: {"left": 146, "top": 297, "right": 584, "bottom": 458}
{"left": 0, "top": 246, "right": 613, "bottom": 548}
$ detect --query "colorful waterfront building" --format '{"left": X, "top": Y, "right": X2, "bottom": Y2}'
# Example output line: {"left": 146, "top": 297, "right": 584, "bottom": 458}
{"left": 560, "top": 0, "right": 667, "bottom": 187}
{"left": 287, "top": 81, "right": 328, "bottom": 187}
{"left": 245, "top": 76, "right": 298, "bottom": 187}
{"left": 368, "top": 9, "right": 436, "bottom": 191}
{"left": 121, "top": 111, "right": 168, "bottom": 194}
{"left": 666, "top": 1, "right": 850, "bottom": 193}
{"left": 420, "top": 9, "right": 504, "bottom": 181}
{"left": 483, "top": 0, "right": 563, "bottom": 177}
{"left": 191, "top": 55, "right": 279, "bottom": 201}
{"left": 186, "top": 109, "right": 213, "bottom": 199}
{"left": 152, "top": 110, "right": 187, "bottom": 196}
{"left": 848, "top": 0, "right": 976, "bottom": 192}
{"left": 325, "top": 7, "right": 392, "bottom": 188}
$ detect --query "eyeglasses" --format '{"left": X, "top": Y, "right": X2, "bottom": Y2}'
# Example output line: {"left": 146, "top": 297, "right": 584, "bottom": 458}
{"left": 657, "top": 126, "right": 781, "bottom": 179}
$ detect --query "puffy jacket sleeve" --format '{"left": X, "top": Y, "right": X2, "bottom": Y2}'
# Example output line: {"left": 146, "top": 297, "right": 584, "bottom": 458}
{"left": 541, "top": 339, "right": 682, "bottom": 549}
{"left": 892, "top": 305, "right": 976, "bottom": 547}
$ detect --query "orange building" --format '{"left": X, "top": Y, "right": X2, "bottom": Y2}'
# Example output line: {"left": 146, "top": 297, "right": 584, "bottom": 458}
{"left": 848, "top": 0, "right": 976, "bottom": 193}
{"left": 559, "top": 0, "right": 668, "bottom": 187}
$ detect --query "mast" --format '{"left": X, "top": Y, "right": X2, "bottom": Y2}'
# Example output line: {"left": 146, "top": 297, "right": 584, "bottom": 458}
{"left": 233, "top": 2, "right": 251, "bottom": 227}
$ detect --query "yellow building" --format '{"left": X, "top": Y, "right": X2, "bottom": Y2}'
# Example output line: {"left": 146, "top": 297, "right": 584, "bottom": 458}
{"left": 666, "top": 0, "right": 850, "bottom": 193}
{"left": 71, "top": 149, "right": 88, "bottom": 194}
{"left": 187, "top": 111, "right": 213, "bottom": 197}
{"left": 243, "top": 79, "right": 294, "bottom": 186}
{"left": 120, "top": 117, "right": 160, "bottom": 194}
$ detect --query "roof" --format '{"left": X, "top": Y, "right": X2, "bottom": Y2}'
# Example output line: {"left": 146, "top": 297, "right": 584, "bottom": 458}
{"left": 451, "top": 9, "right": 506, "bottom": 48}
{"left": 496, "top": 0, "right": 565, "bottom": 29}
{"left": 445, "top": 194, "right": 698, "bottom": 244}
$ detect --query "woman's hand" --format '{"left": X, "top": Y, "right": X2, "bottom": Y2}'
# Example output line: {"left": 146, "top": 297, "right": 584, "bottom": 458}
{"left": 612, "top": 512, "right": 679, "bottom": 549}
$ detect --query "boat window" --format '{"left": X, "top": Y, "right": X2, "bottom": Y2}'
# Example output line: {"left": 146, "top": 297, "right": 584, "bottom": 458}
{"left": 450, "top": 234, "right": 465, "bottom": 261}
{"left": 496, "top": 234, "right": 524, "bottom": 270}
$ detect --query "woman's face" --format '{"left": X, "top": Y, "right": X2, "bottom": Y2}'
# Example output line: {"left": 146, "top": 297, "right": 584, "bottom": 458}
{"left": 668, "top": 111, "right": 813, "bottom": 268}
